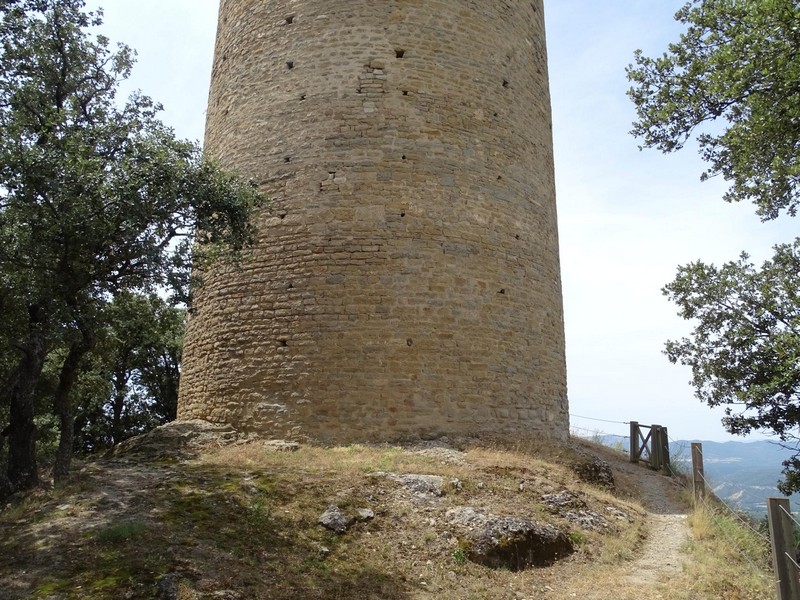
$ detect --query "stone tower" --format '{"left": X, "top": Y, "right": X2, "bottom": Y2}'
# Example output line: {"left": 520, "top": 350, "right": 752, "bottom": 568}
{"left": 178, "top": 0, "right": 569, "bottom": 443}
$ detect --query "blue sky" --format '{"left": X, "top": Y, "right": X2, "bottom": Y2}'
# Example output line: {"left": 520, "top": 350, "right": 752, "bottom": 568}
{"left": 83, "top": 1, "right": 796, "bottom": 442}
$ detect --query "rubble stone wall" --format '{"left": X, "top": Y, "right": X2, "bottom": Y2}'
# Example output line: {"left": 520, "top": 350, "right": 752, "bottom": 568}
{"left": 177, "top": 0, "right": 569, "bottom": 442}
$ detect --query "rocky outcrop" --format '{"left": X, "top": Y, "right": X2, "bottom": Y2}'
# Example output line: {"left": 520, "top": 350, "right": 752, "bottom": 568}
{"left": 368, "top": 472, "right": 445, "bottom": 498}
{"left": 112, "top": 420, "right": 241, "bottom": 461}
{"left": 318, "top": 505, "right": 356, "bottom": 534}
{"left": 573, "top": 456, "right": 615, "bottom": 489}
{"left": 445, "top": 507, "right": 574, "bottom": 570}
{"left": 318, "top": 505, "right": 375, "bottom": 534}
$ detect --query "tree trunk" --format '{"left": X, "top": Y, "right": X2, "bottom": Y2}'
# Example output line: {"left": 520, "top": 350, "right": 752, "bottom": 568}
{"left": 110, "top": 366, "right": 128, "bottom": 446}
{"left": 53, "top": 330, "right": 93, "bottom": 485}
{"left": 0, "top": 424, "right": 12, "bottom": 500}
{"left": 6, "top": 309, "right": 48, "bottom": 491}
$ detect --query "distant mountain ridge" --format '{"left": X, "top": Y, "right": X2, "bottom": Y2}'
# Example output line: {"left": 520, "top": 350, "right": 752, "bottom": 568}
{"left": 581, "top": 434, "right": 798, "bottom": 516}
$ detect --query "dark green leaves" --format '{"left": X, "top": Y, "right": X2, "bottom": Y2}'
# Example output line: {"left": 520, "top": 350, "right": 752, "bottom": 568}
{"left": 664, "top": 244, "right": 800, "bottom": 489}
{"left": 632, "top": 0, "right": 800, "bottom": 491}
{"left": 627, "top": 0, "right": 800, "bottom": 219}
{"left": 0, "top": 0, "right": 264, "bottom": 488}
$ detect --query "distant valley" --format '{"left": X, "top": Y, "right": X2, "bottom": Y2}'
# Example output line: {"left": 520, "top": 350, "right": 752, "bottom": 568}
{"left": 582, "top": 434, "right": 799, "bottom": 516}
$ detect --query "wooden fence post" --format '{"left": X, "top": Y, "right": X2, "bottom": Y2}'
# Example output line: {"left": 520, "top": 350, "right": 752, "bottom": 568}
{"left": 629, "top": 421, "right": 638, "bottom": 463}
{"left": 767, "top": 497, "right": 800, "bottom": 600}
{"left": 651, "top": 424, "right": 662, "bottom": 471}
{"left": 661, "top": 426, "right": 672, "bottom": 475}
{"left": 691, "top": 442, "right": 705, "bottom": 505}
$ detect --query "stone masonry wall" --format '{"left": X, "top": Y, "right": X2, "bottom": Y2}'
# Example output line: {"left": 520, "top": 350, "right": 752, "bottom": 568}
{"left": 177, "top": 0, "right": 569, "bottom": 443}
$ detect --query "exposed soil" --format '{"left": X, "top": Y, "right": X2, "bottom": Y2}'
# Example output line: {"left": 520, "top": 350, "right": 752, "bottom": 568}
{"left": 621, "top": 463, "right": 690, "bottom": 586}
{"left": 0, "top": 422, "right": 693, "bottom": 600}
{"left": 554, "top": 454, "right": 691, "bottom": 600}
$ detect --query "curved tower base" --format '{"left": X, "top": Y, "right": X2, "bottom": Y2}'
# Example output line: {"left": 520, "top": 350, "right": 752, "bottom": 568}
{"left": 178, "top": 0, "right": 569, "bottom": 443}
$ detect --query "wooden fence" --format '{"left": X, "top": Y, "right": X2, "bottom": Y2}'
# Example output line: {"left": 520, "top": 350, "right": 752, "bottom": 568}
{"left": 629, "top": 421, "right": 672, "bottom": 474}
{"left": 691, "top": 442, "right": 800, "bottom": 600}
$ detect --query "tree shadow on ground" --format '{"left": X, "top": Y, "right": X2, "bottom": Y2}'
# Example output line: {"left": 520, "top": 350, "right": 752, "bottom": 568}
{"left": 0, "top": 457, "right": 415, "bottom": 600}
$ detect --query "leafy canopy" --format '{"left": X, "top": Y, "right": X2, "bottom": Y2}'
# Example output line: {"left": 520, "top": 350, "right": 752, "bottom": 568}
{"left": 628, "top": 0, "right": 800, "bottom": 220}
{"left": 628, "top": 0, "right": 800, "bottom": 491}
{"left": 0, "top": 0, "right": 264, "bottom": 490}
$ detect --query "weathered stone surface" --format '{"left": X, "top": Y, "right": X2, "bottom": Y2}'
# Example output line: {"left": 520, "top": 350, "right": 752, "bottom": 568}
{"left": 113, "top": 420, "right": 239, "bottom": 461}
{"left": 541, "top": 491, "right": 587, "bottom": 512}
{"left": 445, "top": 507, "right": 574, "bottom": 570}
{"left": 607, "top": 506, "right": 632, "bottom": 522}
{"left": 369, "top": 472, "right": 445, "bottom": 497}
{"left": 318, "top": 505, "right": 356, "bottom": 534}
{"left": 263, "top": 440, "right": 300, "bottom": 452}
{"left": 155, "top": 574, "right": 179, "bottom": 600}
{"left": 542, "top": 491, "right": 608, "bottom": 530}
{"left": 573, "top": 456, "right": 615, "bottom": 489}
{"left": 356, "top": 508, "right": 375, "bottom": 521}
{"left": 177, "top": 0, "right": 569, "bottom": 444}
{"left": 155, "top": 574, "right": 199, "bottom": 600}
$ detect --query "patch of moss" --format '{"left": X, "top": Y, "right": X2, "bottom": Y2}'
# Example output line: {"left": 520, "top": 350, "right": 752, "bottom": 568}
{"left": 96, "top": 521, "right": 148, "bottom": 545}
{"left": 32, "top": 579, "right": 70, "bottom": 598}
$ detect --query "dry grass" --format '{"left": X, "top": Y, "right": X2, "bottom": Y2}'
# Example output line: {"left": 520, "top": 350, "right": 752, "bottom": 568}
{"left": 668, "top": 503, "right": 774, "bottom": 600}
{"left": 0, "top": 434, "right": 774, "bottom": 599}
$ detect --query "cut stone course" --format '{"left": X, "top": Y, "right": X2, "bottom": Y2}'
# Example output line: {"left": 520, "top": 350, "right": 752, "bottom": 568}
{"left": 178, "top": 0, "right": 569, "bottom": 444}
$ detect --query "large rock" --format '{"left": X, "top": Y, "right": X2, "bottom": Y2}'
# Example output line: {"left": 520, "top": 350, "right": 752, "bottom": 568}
{"left": 113, "top": 420, "right": 240, "bottom": 461}
{"left": 573, "top": 456, "right": 615, "bottom": 489}
{"left": 318, "top": 505, "right": 356, "bottom": 534}
{"left": 445, "top": 507, "right": 574, "bottom": 570}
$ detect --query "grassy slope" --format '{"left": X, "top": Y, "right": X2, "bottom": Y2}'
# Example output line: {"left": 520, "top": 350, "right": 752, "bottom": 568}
{"left": 0, "top": 430, "right": 775, "bottom": 599}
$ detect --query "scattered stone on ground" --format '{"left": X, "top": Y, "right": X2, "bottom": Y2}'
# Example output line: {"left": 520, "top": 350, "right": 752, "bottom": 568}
{"left": 318, "top": 505, "right": 356, "bottom": 533}
{"left": 542, "top": 491, "right": 611, "bottom": 531}
{"left": 413, "top": 447, "right": 467, "bottom": 465}
{"left": 356, "top": 508, "right": 375, "bottom": 521}
{"left": 606, "top": 506, "right": 632, "bottom": 522}
{"left": 541, "top": 490, "right": 587, "bottom": 512}
{"left": 155, "top": 574, "right": 179, "bottom": 600}
{"left": 262, "top": 440, "right": 300, "bottom": 452}
{"left": 445, "top": 506, "right": 574, "bottom": 570}
{"left": 369, "top": 472, "right": 445, "bottom": 497}
{"left": 113, "top": 419, "right": 241, "bottom": 461}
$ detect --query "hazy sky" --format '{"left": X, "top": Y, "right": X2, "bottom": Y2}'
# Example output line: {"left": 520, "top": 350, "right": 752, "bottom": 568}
{"left": 82, "top": 1, "right": 795, "bottom": 443}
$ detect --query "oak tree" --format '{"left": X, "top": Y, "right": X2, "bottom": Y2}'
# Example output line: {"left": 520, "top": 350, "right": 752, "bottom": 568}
{"left": 0, "top": 0, "right": 262, "bottom": 491}
{"left": 628, "top": 0, "right": 800, "bottom": 490}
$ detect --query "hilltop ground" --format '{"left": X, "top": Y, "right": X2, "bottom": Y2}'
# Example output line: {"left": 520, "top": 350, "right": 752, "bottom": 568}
{"left": 0, "top": 421, "right": 772, "bottom": 599}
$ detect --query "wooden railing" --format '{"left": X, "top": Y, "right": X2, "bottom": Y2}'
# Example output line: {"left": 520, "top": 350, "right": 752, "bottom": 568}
{"left": 629, "top": 421, "right": 671, "bottom": 475}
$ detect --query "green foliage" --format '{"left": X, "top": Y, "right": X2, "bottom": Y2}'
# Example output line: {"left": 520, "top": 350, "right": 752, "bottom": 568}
{"left": 73, "top": 292, "right": 185, "bottom": 451}
{"left": 664, "top": 232, "right": 800, "bottom": 492}
{"left": 0, "top": 0, "right": 264, "bottom": 489}
{"left": 627, "top": 0, "right": 800, "bottom": 219}
{"left": 245, "top": 497, "right": 272, "bottom": 532}
{"left": 628, "top": 0, "right": 800, "bottom": 491}
{"left": 569, "top": 531, "right": 588, "bottom": 546}
{"left": 664, "top": 244, "right": 800, "bottom": 436}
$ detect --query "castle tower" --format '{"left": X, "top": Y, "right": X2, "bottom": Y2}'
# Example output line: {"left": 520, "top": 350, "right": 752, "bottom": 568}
{"left": 178, "top": 0, "right": 569, "bottom": 442}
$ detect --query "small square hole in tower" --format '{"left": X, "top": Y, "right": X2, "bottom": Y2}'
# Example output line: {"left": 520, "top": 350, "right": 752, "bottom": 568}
{"left": 285, "top": 15, "right": 294, "bottom": 24}
{"left": 286, "top": 60, "right": 294, "bottom": 70}
{"left": 395, "top": 49, "right": 405, "bottom": 59}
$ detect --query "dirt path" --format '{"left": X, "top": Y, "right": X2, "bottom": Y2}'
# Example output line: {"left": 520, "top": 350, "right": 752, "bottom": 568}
{"left": 556, "top": 460, "right": 691, "bottom": 600}
{"left": 620, "top": 463, "right": 690, "bottom": 586}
